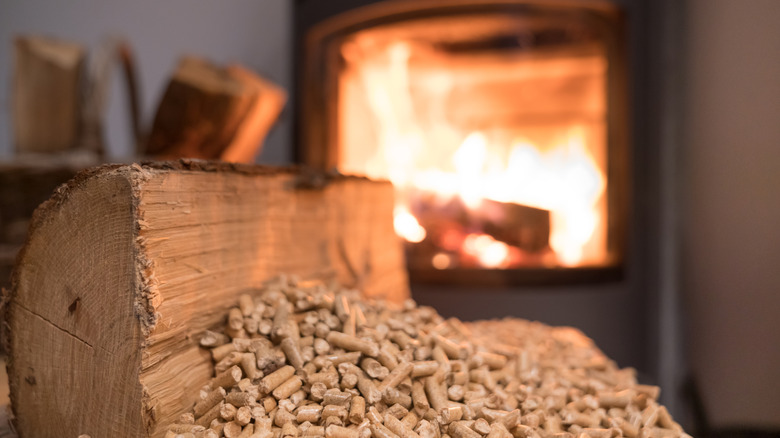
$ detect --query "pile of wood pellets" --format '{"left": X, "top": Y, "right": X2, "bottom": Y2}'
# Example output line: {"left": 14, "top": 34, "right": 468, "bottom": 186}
{"left": 165, "top": 278, "right": 689, "bottom": 438}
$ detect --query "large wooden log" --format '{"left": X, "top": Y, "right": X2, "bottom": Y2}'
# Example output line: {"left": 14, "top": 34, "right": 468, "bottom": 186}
{"left": 4, "top": 161, "right": 408, "bottom": 438}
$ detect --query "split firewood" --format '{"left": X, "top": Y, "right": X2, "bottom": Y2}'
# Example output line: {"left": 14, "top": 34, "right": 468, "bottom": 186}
{"left": 166, "top": 277, "right": 690, "bottom": 438}
{"left": 12, "top": 35, "right": 85, "bottom": 153}
{"left": 145, "top": 57, "right": 285, "bottom": 162}
{"left": 221, "top": 66, "right": 286, "bottom": 163}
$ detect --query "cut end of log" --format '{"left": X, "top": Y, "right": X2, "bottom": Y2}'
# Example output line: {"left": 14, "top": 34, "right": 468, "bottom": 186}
{"left": 6, "top": 165, "right": 143, "bottom": 436}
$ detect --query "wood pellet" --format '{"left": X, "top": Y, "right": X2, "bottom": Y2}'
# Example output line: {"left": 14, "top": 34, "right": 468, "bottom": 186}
{"left": 168, "top": 276, "right": 689, "bottom": 438}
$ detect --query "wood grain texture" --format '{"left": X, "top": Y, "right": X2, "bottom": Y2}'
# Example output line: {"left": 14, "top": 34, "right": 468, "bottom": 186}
{"left": 144, "top": 59, "right": 287, "bottom": 163}
{"left": 4, "top": 162, "right": 408, "bottom": 438}
{"left": 6, "top": 169, "right": 143, "bottom": 437}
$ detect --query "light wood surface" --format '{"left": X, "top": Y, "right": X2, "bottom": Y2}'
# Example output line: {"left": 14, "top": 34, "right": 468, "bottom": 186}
{"left": 4, "top": 162, "right": 408, "bottom": 438}
{"left": 12, "top": 36, "right": 84, "bottom": 153}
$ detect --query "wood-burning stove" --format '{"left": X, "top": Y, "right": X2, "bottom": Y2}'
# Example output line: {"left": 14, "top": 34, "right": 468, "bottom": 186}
{"left": 294, "top": 0, "right": 686, "bottom": 421}
{"left": 296, "top": 0, "right": 628, "bottom": 286}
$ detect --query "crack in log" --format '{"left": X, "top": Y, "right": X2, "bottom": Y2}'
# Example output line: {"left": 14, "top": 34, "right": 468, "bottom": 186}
{"left": 15, "top": 303, "right": 94, "bottom": 351}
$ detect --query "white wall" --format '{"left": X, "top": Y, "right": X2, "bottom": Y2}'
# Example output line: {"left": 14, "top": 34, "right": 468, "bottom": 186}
{"left": 683, "top": 0, "right": 780, "bottom": 429}
{"left": 0, "top": 0, "right": 292, "bottom": 163}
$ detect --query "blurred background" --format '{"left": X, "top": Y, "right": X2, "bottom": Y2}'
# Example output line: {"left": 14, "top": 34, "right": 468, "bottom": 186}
{"left": 0, "top": 0, "right": 292, "bottom": 163}
{"left": 1, "top": 0, "right": 778, "bottom": 437}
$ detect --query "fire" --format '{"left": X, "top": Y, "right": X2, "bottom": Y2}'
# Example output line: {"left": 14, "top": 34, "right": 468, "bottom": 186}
{"left": 432, "top": 253, "right": 452, "bottom": 270}
{"left": 410, "top": 129, "right": 605, "bottom": 267}
{"left": 452, "top": 132, "right": 488, "bottom": 209}
{"left": 463, "top": 233, "right": 511, "bottom": 269}
{"left": 393, "top": 206, "right": 426, "bottom": 243}
{"left": 486, "top": 130, "right": 605, "bottom": 266}
{"left": 339, "top": 39, "right": 609, "bottom": 268}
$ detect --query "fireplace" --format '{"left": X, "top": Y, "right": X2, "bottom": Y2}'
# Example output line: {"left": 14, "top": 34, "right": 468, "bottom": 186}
{"left": 297, "top": 0, "right": 628, "bottom": 285}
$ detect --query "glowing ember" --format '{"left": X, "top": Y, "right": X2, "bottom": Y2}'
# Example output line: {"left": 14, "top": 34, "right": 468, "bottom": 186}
{"left": 463, "top": 233, "right": 511, "bottom": 269}
{"left": 432, "top": 253, "right": 452, "bottom": 270}
{"left": 394, "top": 206, "right": 427, "bottom": 243}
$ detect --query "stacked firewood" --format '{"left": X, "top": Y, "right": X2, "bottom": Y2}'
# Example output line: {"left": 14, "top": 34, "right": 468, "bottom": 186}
{"left": 165, "top": 277, "right": 687, "bottom": 438}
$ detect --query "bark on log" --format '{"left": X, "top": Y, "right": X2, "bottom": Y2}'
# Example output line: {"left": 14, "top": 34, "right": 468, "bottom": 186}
{"left": 4, "top": 161, "right": 408, "bottom": 438}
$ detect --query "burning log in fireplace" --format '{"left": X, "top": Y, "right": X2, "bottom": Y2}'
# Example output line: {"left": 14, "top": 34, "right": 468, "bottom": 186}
{"left": 480, "top": 199, "right": 550, "bottom": 253}
{"left": 406, "top": 194, "right": 552, "bottom": 270}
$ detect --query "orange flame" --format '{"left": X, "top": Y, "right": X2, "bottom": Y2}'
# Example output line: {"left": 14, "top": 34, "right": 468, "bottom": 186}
{"left": 393, "top": 206, "right": 426, "bottom": 243}
{"left": 463, "top": 233, "right": 511, "bottom": 268}
{"left": 339, "top": 39, "right": 608, "bottom": 268}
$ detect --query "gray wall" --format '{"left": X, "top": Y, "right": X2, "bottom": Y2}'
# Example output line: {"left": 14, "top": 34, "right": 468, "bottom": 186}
{"left": 0, "top": 0, "right": 293, "bottom": 163}
{"left": 683, "top": 0, "right": 780, "bottom": 429}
